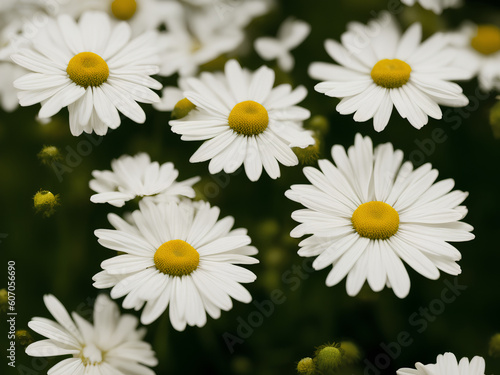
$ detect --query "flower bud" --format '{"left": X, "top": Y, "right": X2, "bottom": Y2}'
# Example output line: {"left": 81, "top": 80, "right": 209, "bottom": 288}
{"left": 33, "top": 190, "right": 60, "bottom": 217}
{"left": 171, "top": 98, "right": 196, "bottom": 119}
{"left": 297, "top": 357, "right": 315, "bottom": 375}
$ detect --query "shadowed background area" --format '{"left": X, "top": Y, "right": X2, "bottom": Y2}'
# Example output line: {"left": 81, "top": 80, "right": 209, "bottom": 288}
{"left": 1, "top": 0, "right": 500, "bottom": 374}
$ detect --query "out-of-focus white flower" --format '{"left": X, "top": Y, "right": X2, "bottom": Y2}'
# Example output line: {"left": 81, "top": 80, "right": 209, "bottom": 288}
{"left": 255, "top": 17, "right": 311, "bottom": 72}
{"left": 447, "top": 23, "right": 500, "bottom": 91}
{"left": 50, "top": 0, "right": 183, "bottom": 35}
{"left": 159, "top": 0, "right": 272, "bottom": 77}
{"left": 400, "top": 0, "right": 462, "bottom": 14}
{"left": 153, "top": 78, "right": 188, "bottom": 112}
{"left": 0, "top": 0, "right": 45, "bottom": 112}
{"left": 0, "top": 62, "right": 24, "bottom": 112}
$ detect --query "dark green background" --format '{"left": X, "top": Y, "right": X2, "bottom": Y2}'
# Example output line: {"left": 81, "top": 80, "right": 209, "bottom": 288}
{"left": 1, "top": 0, "right": 500, "bottom": 374}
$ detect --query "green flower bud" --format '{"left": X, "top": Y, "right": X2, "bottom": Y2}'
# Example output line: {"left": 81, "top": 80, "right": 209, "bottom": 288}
{"left": 16, "top": 330, "right": 34, "bottom": 347}
{"left": 490, "top": 99, "right": 500, "bottom": 139}
{"left": 489, "top": 333, "right": 500, "bottom": 357}
{"left": 314, "top": 343, "right": 343, "bottom": 374}
{"left": 340, "top": 341, "right": 361, "bottom": 364}
{"left": 0, "top": 289, "right": 8, "bottom": 313}
{"left": 293, "top": 136, "right": 321, "bottom": 165}
{"left": 306, "top": 115, "right": 329, "bottom": 135}
{"left": 171, "top": 98, "right": 196, "bottom": 119}
{"left": 297, "top": 357, "right": 315, "bottom": 375}
{"left": 37, "top": 145, "right": 62, "bottom": 165}
{"left": 33, "top": 190, "right": 60, "bottom": 217}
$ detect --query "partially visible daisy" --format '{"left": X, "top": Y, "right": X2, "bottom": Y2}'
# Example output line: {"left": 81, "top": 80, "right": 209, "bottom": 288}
{"left": 158, "top": 9, "right": 243, "bottom": 77}
{"left": 153, "top": 78, "right": 187, "bottom": 112}
{"left": 0, "top": 62, "right": 24, "bottom": 112}
{"left": 93, "top": 199, "right": 258, "bottom": 330}
{"left": 90, "top": 153, "right": 200, "bottom": 207}
{"left": 170, "top": 59, "right": 314, "bottom": 181}
{"left": 286, "top": 134, "right": 474, "bottom": 298}
{"left": 158, "top": 0, "right": 271, "bottom": 77}
{"left": 447, "top": 23, "right": 500, "bottom": 91}
{"left": 0, "top": 0, "right": 45, "bottom": 112}
{"left": 11, "top": 11, "right": 162, "bottom": 136}
{"left": 26, "top": 294, "right": 158, "bottom": 375}
{"left": 397, "top": 352, "right": 485, "bottom": 375}
{"left": 308, "top": 12, "right": 471, "bottom": 131}
{"left": 52, "top": 0, "right": 184, "bottom": 35}
{"left": 254, "top": 17, "right": 311, "bottom": 72}
{"left": 400, "top": 0, "right": 462, "bottom": 14}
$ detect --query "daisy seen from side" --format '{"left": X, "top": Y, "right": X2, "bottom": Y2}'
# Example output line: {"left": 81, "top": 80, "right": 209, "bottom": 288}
{"left": 89, "top": 153, "right": 200, "bottom": 207}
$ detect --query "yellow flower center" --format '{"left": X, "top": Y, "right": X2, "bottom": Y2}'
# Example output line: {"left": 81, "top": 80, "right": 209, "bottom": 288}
{"left": 79, "top": 343, "right": 103, "bottom": 366}
{"left": 371, "top": 59, "right": 412, "bottom": 89}
{"left": 66, "top": 52, "right": 109, "bottom": 88}
{"left": 351, "top": 201, "right": 399, "bottom": 240}
{"left": 111, "top": 0, "right": 137, "bottom": 21}
{"left": 154, "top": 239, "right": 200, "bottom": 276}
{"left": 471, "top": 25, "right": 500, "bottom": 55}
{"left": 228, "top": 100, "right": 269, "bottom": 136}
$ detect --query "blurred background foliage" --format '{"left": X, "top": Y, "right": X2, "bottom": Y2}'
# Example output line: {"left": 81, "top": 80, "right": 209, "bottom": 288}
{"left": 1, "top": 0, "right": 500, "bottom": 374}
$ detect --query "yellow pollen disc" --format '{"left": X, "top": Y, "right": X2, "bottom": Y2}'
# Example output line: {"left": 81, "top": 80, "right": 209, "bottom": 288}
{"left": 371, "top": 59, "right": 412, "bottom": 89}
{"left": 154, "top": 239, "right": 200, "bottom": 276}
{"left": 66, "top": 52, "right": 109, "bottom": 88}
{"left": 351, "top": 201, "right": 399, "bottom": 240}
{"left": 111, "top": 0, "right": 137, "bottom": 21}
{"left": 228, "top": 100, "right": 269, "bottom": 136}
{"left": 471, "top": 25, "right": 500, "bottom": 55}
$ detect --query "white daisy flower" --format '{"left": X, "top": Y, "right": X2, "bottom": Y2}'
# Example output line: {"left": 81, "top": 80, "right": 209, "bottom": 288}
{"left": 158, "top": 0, "right": 271, "bottom": 77}
{"left": 308, "top": 12, "right": 471, "bottom": 132}
{"left": 400, "top": 0, "right": 462, "bottom": 14}
{"left": 11, "top": 11, "right": 162, "bottom": 136}
{"left": 89, "top": 153, "right": 200, "bottom": 207}
{"left": 0, "top": 0, "right": 45, "bottom": 112}
{"left": 169, "top": 59, "right": 314, "bottom": 181}
{"left": 286, "top": 134, "right": 474, "bottom": 298}
{"left": 92, "top": 199, "right": 259, "bottom": 330}
{"left": 397, "top": 352, "right": 485, "bottom": 375}
{"left": 51, "top": 0, "right": 183, "bottom": 36}
{"left": 26, "top": 294, "right": 158, "bottom": 375}
{"left": 447, "top": 23, "right": 500, "bottom": 91}
{"left": 158, "top": 9, "right": 243, "bottom": 78}
{"left": 254, "top": 17, "right": 311, "bottom": 72}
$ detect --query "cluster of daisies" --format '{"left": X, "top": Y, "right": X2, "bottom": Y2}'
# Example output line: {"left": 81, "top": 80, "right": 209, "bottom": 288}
{"left": 0, "top": 0, "right": 492, "bottom": 374}
{"left": 28, "top": 152, "right": 261, "bottom": 373}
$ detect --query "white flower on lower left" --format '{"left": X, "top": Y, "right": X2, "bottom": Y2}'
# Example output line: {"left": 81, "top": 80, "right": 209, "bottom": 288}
{"left": 26, "top": 294, "right": 158, "bottom": 375}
